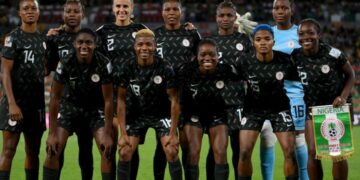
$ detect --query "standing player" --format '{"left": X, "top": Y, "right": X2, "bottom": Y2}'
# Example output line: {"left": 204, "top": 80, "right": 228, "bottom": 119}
{"left": 46, "top": 1, "right": 95, "bottom": 179}
{"left": 115, "top": 29, "right": 182, "bottom": 180}
{"left": 260, "top": 1, "right": 308, "bottom": 179}
{"left": 153, "top": 0, "right": 201, "bottom": 179}
{"left": 96, "top": 0, "right": 147, "bottom": 178}
{"left": 293, "top": 19, "right": 354, "bottom": 180}
{"left": 206, "top": 1, "right": 251, "bottom": 179}
{"left": 0, "top": 1, "right": 47, "bottom": 179}
{"left": 96, "top": 0, "right": 147, "bottom": 62}
{"left": 237, "top": 24, "right": 298, "bottom": 180}
{"left": 179, "top": 39, "right": 235, "bottom": 180}
{"left": 43, "top": 28, "right": 114, "bottom": 180}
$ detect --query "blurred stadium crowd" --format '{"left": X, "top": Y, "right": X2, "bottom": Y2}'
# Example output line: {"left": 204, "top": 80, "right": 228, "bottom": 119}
{"left": 0, "top": 0, "right": 360, "bottom": 123}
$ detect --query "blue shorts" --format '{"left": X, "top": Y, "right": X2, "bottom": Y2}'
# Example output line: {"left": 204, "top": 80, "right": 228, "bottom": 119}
{"left": 284, "top": 80, "right": 306, "bottom": 131}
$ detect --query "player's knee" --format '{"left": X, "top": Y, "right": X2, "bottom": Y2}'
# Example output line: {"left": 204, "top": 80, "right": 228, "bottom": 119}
{"left": 282, "top": 145, "right": 295, "bottom": 161}
{"left": 213, "top": 147, "right": 227, "bottom": 164}
{"left": 295, "top": 133, "right": 306, "bottom": 147}
{"left": 260, "top": 127, "right": 276, "bottom": 148}
{"left": 188, "top": 147, "right": 201, "bottom": 165}
{"left": 1, "top": 146, "right": 17, "bottom": 161}
{"left": 119, "top": 147, "right": 132, "bottom": 161}
{"left": 25, "top": 146, "right": 40, "bottom": 157}
{"left": 239, "top": 148, "right": 251, "bottom": 162}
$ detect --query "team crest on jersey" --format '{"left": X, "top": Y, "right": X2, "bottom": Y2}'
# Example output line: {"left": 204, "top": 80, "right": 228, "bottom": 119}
{"left": 43, "top": 42, "right": 47, "bottom": 49}
{"left": 240, "top": 117, "right": 247, "bottom": 125}
{"left": 182, "top": 38, "right": 190, "bottom": 47}
{"left": 4, "top": 36, "right": 12, "bottom": 47}
{"left": 191, "top": 116, "right": 199, "bottom": 123}
{"left": 321, "top": 65, "right": 330, "bottom": 74}
{"left": 236, "top": 43, "right": 244, "bottom": 51}
{"left": 91, "top": 74, "right": 100, "bottom": 82}
{"left": 276, "top": 71, "right": 284, "bottom": 80}
{"left": 56, "top": 62, "right": 63, "bottom": 74}
{"left": 8, "top": 119, "right": 17, "bottom": 126}
{"left": 216, "top": 80, "right": 225, "bottom": 89}
{"left": 154, "top": 75, "right": 162, "bottom": 84}
{"left": 132, "top": 32, "right": 137, "bottom": 38}
{"left": 288, "top": 40, "right": 295, "bottom": 48}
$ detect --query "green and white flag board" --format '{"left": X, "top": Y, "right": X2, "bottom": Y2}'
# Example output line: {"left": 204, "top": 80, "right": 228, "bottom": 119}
{"left": 311, "top": 104, "right": 355, "bottom": 161}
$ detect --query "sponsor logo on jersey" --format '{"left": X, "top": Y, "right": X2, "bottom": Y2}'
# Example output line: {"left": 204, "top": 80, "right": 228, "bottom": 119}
{"left": 91, "top": 74, "right": 100, "bottom": 82}
{"left": 24, "top": 45, "right": 32, "bottom": 49}
{"left": 321, "top": 65, "right": 330, "bottom": 74}
{"left": 107, "top": 34, "right": 116, "bottom": 38}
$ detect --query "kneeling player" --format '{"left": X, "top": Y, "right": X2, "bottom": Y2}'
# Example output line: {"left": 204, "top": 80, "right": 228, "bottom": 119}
{"left": 43, "top": 28, "right": 114, "bottom": 180}
{"left": 115, "top": 29, "right": 182, "bottom": 180}
{"left": 178, "top": 39, "right": 236, "bottom": 180}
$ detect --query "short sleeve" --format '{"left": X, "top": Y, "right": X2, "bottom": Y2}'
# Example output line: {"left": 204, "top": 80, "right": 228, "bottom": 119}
{"left": 1, "top": 35, "right": 17, "bottom": 60}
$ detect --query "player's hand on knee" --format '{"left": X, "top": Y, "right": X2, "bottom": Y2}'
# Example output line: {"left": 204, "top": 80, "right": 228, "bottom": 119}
{"left": 118, "top": 135, "right": 131, "bottom": 150}
{"left": 165, "top": 134, "right": 179, "bottom": 152}
{"left": 8, "top": 103, "right": 23, "bottom": 121}
{"left": 184, "top": 22, "right": 196, "bottom": 31}
{"left": 235, "top": 12, "right": 258, "bottom": 35}
{"left": 46, "top": 25, "right": 64, "bottom": 36}
{"left": 46, "top": 133, "right": 59, "bottom": 157}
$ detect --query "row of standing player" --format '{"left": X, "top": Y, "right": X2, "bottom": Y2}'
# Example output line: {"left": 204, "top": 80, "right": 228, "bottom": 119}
{"left": 0, "top": 2, "right": 354, "bottom": 180}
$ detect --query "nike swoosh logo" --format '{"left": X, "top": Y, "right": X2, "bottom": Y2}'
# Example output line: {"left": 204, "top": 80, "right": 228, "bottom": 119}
{"left": 130, "top": 79, "right": 136, "bottom": 82}
{"left": 297, "top": 66, "right": 303, "bottom": 69}
{"left": 248, "top": 75, "right": 256, "bottom": 78}
{"left": 190, "top": 84, "right": 199, "bottom": 87}
{"left": 70, "top": 77, "right": 78, "bottom": 80}
{"left": 58, "top": 45, "right": 66, "bottom": 49}
{"left": 157, "top": 42, "right": 164, "bottom": 46}
{"left": 107, "top": 34, "right": 116, "bottom": 38}
{"left": 24, "top": 45, "right": 32, "bottom": 49}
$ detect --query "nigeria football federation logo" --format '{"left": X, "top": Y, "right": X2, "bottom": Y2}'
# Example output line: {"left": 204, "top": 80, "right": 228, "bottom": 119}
{"left": 320, "top": 116, "right": 345, "bottom": 156}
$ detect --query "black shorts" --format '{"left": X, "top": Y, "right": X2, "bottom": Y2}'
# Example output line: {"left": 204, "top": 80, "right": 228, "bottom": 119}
{"left": 226, "top": 106, "right": 243, "bottom": 133}
{"left": 184, "top": 114, "right": 227, "bottom": 130}
{"left": 240, "top": 110, "right": 295, "bottom": 132}
{"left": 0, "top": 99, "right": 46, "bottom": 133}
{"left": 126, "top": 116, "right": 170, "bottom": 138}
{"left": 58, "top": 102, "right": 105, "bottom": 134}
